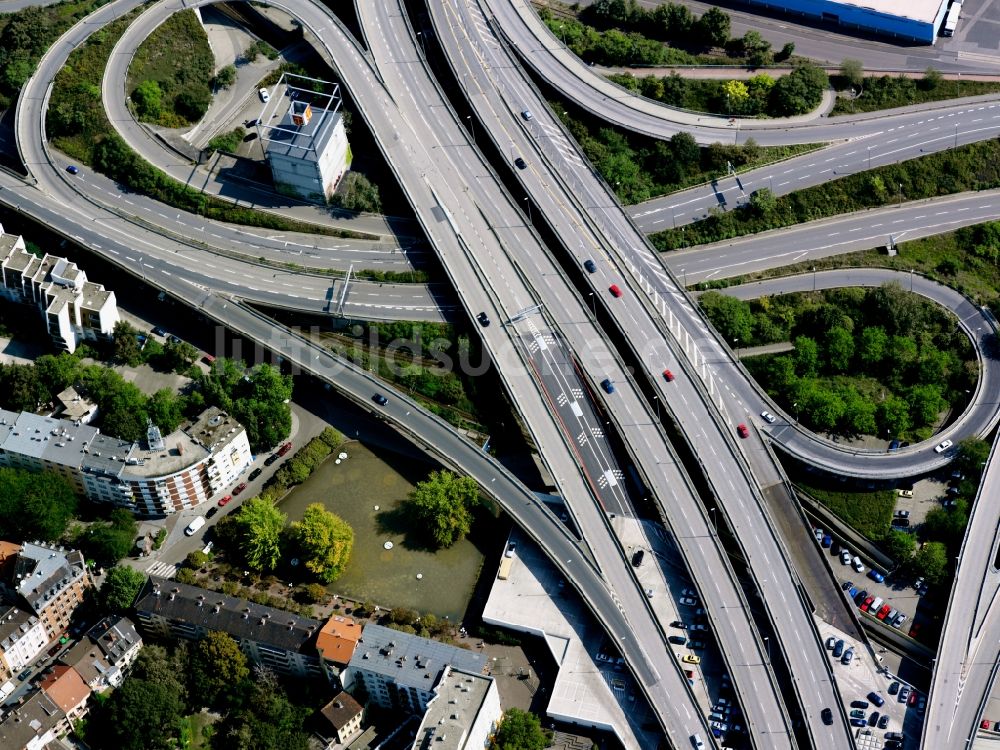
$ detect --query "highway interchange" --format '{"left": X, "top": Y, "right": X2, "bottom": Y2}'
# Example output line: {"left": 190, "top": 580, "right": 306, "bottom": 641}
{"left": 3, "top": 0, "right": 1000, "bottom": 746}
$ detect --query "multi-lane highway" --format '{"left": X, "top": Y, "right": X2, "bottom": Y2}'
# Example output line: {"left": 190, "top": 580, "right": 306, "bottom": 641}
{"left": 923, "top": 436, "right": 1000, "bottom": 748}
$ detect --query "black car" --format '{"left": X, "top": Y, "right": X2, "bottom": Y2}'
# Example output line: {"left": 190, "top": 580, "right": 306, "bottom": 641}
{"left": 167, "top": 334, "right": 182, "bottom": 345}
{"left": 477, "top": 311, "right": 490, "bottom": 327}
{"left": 372, "top": 393, "right": 389, "bottom": 406}
{"left": 667, "top": 635, "right": 687, "bottom": 645}
{"left": 583, "top": 259, "right": 597, "bottom": 273}
{"left": 849, "top": 700, "right": 869, "bottom": 709}
{"left": 152, "top": 326, "right": 167, "bottom": 337}
{"left": 820, "top": 708, "right": 833, "bottom": 725}
{"left": 878, "top": 714, "right": 889, "bottom": 729}
{"left": 868, "top": 711, "right": 880, "bottom": 726}
{"left": 601, "top": 378, "right": 615, "bottom": 394}
{"left": 514, "top": 157, "right": 527, "bottom": 169}
{"left": 265, "top": 454, "right": 279, "bottom": 466}
{"left": 249, "top": 468, "right": 262, "bottom": 481}
{"left": 206, "top": 507, "right": 218, "bottom": 519}
{"left": 17, "top": 669, "right": 31, "bottom": 681}
{"left": 631, "top": 549, "right": 644, "bottom": 567}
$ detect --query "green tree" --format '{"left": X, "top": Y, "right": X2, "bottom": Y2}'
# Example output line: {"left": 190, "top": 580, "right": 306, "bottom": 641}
{"left": 0, "top": 467, "right": 78, "bottom": 541}
{"left": 159, "top": 339, "right": 198, "bottom": 373}
{"left": 880, "top": 529, "right": 915, "bottom": 563}
{"left": 858, "top": 327, "right": 889, "bottom": 368}
{"left": 921, "top": 66, "right": 943, "bottom": 91}
{"left": 147, "top": 388, "right": 184, "bottom": 433}
{"left": 0, "top": 363, "right": 44, "bottom": 411}
{"left": 112, "top": 321, "right": 143, "bottom": 366}
{"left": 741, "top": 30, "right": 773, "bottom": 67}
{"left": 85, "top": 515, "right": 138, "bottom": 566}
{"left": 234, "top": 497, "right": 286, "bottom": 572}
{"left": 954, "top": 437, "right": 991, "bottom": 479}
{"left": 213, "top": 64, "right": 236, "bottom": 89}
{"left": 99, "top": 382, "right": 150, "bottom": 442}
{"left": 132, "top": 80, "right": 163, "bottom": 121}
{"left": 699, "top": 292, "right": 755, "bottom": 345}
{"left": 101, "top": 566, "right": 147, "bottom": 612}
{"left": 825, "top": 326, "right": 855, "bottom": 373}
{"left": 34, "top": 353, "right": 82, "bottom": 399}
{"left": 877, "top": 395, "right": 911, "bottom": 436}
{"left": 406, "top": 470, "right": 480, "bottom": 549}
{"left": 668, "top": 131, "right": 700, "bottom": 171}
{"left": 722, "top": 79, "right": 750, "bottom": 113}
{"left": 288, "top": 503, "right": 354, "bottom": 583}
{"left": 189, "top": 631, "right": 249, "bottom": 708}
{"left": 211, "top": 677, "right": 310, "bottom": 750}
{"left": 97, "top": 679, "right": 184, "bottom": 750}
{"left": 912, "top": 541, "right": 949, "bottom": 585}
{"left": 793, "top": 336, "right": 819, "bottom": 377}
{"left": 492, "top": 708, "right": 549, "bottom": 750}
{"left": 907, "top": 383, "right": 946, "bottom": 427}
{"left": 775, "top": 42, "right": 795, "bottom": 62}
{"left": 174, "top": 86, "right": 210, "bottom": 121}
{"left": 840, "top": 59, "right": 864, "bottom": 89}
{"left": 695, "top": 6, "right": 730, "bottom": 47}
{"left": 749, "top": 187, "right": 777, "bottom": 215}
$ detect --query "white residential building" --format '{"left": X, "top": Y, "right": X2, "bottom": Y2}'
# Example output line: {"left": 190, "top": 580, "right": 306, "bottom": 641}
{"left": 0, "top": 606, "right": 49, "bottom": 676}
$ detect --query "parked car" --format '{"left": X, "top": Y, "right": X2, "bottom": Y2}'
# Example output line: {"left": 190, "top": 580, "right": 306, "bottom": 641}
{"left": 892, "top": 613, "right": 908, "bottom": 628}
{"left": 889, "top": 681, "right": 900, "bottom": 695}
{"left": 888, "top": 439, "right": 901, "bottom": 451}
{"left": 679, "top": 597, "right": 698, "bottom": 607}
{"left": 852, "top": 556, "right": 866, "bottom": 573}
{"left": 868, "top": 569, "right": 885, "bottom": 583}
{"left": 814, "top": 528, "right": 824, "bottom": 543}
{"left": 248, "top": 468, "right": 262, "bottom": 481}
{"left": 687, "top": 640, "right": 706, "bottom": 650}
{"left": 841, "top": 648, "right": 854, "bottom": 665}
{"left": 265, "top": 454, "right": 279, "bottom": 466}
{"left": 668, "top": 635, "right": 687, "bottom": 645}
{"left": 868, "top": 692, "right": 885, "bottom": 707}
{"left": 277, "top": 442, "right": 292, "bottom": 456}
{"left": 877, "top": 604, "right": 892, "bottom": 620}
{"left": 909, "top": 623, "right": 921, "bottom": 638}
{"left": 868, "top": 711, "right": 880, "bottom": 726}
{"left": 259, "top": 87, "right": 270, "bottom": 102}
{"left": 681, "top": 654, "right": 701, "bottom": 665}
{"left": 505, "top": 543, "right": 516, "bottom": 558}
{"left": 908, "top": 691, "right": 918, "bottom": 706}
{"left": 670, "top": 620, "right": 688, "bottom": 629}
{"left": 825, "top": 636, "right": 837, "bottom": 649}
{"left": 891, "top": 517, "right": 911, "bottom": 528}
{"left": 897, "top": 489, "right": 914, "bottom": 498}
{"left": 850, "top": 718, "right": 866, "bottom": 727}
{"left": 898, "top": 686, "right": 910, "bottom": 703}
{"left": 850, "top": 700, "right": 869, "bottom": 709}
{"left": 895, "top": 509, "right": 911, "bottom": 518}
{"left": 233, "top": 482, "right": 247, "bottom": 495}
{"left": 822, "top": 534, "right": 833, "bottom": 548}
{"left": 850, "top": 710, "right": 865, "bottom": 719}
{"left": 860, "top": 595, "right": 875, "bottom": 612}
{"left": 878, "top": 714, "right": 890, "bottom": 729}
{"left": 840, "top": 550, "right": 852, "bottom": 565}
{"left": 832, "top": 639, "right": 845, "bottom": 658}
{"left": 841, "top": 581, "right": 854, "bottom": 591}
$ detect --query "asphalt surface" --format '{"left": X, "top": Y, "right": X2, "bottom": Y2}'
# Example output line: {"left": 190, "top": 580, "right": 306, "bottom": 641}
{"left": 435, "top": 1, "right": 854, "bottom": 747}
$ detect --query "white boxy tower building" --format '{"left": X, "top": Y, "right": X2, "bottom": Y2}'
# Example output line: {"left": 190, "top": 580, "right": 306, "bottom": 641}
{"left": 259, "top": 73, "right": 351, "bottom": 201}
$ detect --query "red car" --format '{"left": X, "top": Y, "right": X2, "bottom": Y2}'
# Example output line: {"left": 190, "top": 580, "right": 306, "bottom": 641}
{"left": 877, "top": 604, "right": 892, "bottom": 620}
{"left": 736, "top": 423, "right": 750, "bottom": 439}
{"left": 982, "top": 720, "right": 992, "bottom": 730}
{"left": 218, "top": 495, "right": 232, "bottom": 507}
{"left": 908, "top": 691, "right": 918, "bottom": 706}
{"left": 608, "top": 284, "right": 622, "bottom": 298}
{"left": 860, "top": 596, "right": 874, "bottom": 612}
{"left": 662, "top": 369, "right": 675, "bottom": 382}
{"left": 908, "top": 623, "right": 921, "bottom": 639}
{"left": 233, "top": 483, "right": 248, "bottom": 495}
{"left": 277, "top": 442, "right": 292, "bottom": 457}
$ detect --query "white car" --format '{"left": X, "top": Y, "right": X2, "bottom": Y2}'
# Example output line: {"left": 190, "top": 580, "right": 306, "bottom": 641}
{"left": 760, "top": 410, "right": 776, "bottom": 424}
{"left": 814, "top": 527, "right": 824, "bottom": 543}
{"left": 852, "top": 556, "right": 865, "bottom": 573}
{"left": 934, "top": 439, "right": 953, "bottom": 453}
{"left": 258, "top": 87, "right": 270, "bottom": 103}
{"left": 505, "top": 543, "right": 516, "bottom": 558}
{"left": 840, "top": 550, "right": 852, "bottom": 565}
{"left": 679, "top": 597, "right": 698, "bottom": 606}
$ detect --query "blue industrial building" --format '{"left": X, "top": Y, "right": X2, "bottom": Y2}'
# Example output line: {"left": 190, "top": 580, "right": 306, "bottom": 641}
{"left": 742, "top": 0, "right": 950, "bottom": 44}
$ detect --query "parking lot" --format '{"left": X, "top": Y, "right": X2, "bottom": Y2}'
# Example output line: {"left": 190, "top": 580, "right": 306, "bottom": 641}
{"left": 616, "top": 518, "right": 743, "bottom": 745}
{"left": 818, "top": 622, "right": 925, "bottom": 748}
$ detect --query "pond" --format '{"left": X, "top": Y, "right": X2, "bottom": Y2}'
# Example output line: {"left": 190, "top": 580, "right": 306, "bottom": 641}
{"left": 277, "top": 440, "right": 484, "bottom": 621}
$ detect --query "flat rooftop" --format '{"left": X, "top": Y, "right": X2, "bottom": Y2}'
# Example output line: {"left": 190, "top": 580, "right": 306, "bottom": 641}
{"left": 797, "top": 0, "right": 945, "bottom": 24}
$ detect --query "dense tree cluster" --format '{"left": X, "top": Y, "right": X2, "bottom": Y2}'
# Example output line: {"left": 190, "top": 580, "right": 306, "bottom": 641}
{"left": 701, "top": 283, "right": 975, "bottom": 437}
{"left": 100, "top": 566, "right": 147, "bottom": 612}
{"left": 491, "top": 708, "right": 551, "bottom": 750}
{"left": 79, "top": 508, "right": 139, "bottom": 567}
{"left": 83, "top": 637, "right": 311, "bottom": 750}
{"left": 288, "top": 503, "right": 354, "bottom": 583}
{"left": 570, "top": 0, "right": 731, "bottom": 54}
{"left": 195, "top": 359, "right": 292, "bottom": 452}
{"left": 0, "top": 467, "right": 77, "bottom": 542}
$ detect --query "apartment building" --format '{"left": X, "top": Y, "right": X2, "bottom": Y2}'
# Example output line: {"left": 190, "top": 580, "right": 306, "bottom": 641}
{"left": 0, "top": 689, "right": 64, "bottom": 750}
{"left": 7, "top": 542, "right": 91, "bottom": 640}
{"left": 38, "top": 666, "right": 91, "bottom": 737}
{"left": 133, "top": 577, "right": 324, "bottom": 680}
{"left": 0, "top": 228, "right": 119, "bottom": 354}
{"left": 0, "top": 405, "right": 251, "bottom": 517}
{"left": 342, "top": 624, "right": 486, "bottom": 714}
{"left": 60, "top": 615, "right": 142, "bottom": 693}
{"left": 0, "top": 606, "right": 48, "bottom": 679}
{"left": 412, "top": 666, "right": 501, "bottom": 750}
{"left": 320, "top": 691, "right": 365, "bottom": 745}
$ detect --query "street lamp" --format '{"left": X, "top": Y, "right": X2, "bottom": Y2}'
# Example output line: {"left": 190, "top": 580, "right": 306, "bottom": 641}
{"left": 812, "top": 265, "right": 817, "bottom": 292}
{"left": 708, "top": 506, "right": 717, "bottom": 531}
{"left": 793, "top": 401, "right": 799, "bottom": 424}
{"left": 588, "top": 292, "right": 596, "bottom": 319}
{"left": 466, "top": 115, "right": 475, "bottom": 145}
{"left": 910, "top": 268, "right": 914, "bottom": 292}
{"left": 653, "top": 395, "right": 659, "bottom": 423}
{"left": 137, "top": 256, "right": 145, "bottom": 283}
{"left": 763, "top": 636, "right": 771, "bottom": 664}
{"left": 524, "top": 196, "right": 531, "bottom": 223}
{"left": 898, "top": 183, "right": 903, "bottom": 207}
{"left": 733, "top": 338, "right": 739, "bottom": 360}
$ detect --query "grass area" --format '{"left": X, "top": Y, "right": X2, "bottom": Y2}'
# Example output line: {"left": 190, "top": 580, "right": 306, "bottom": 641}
{"left": 831, "top": 73, "right": 1000, "bottom": 116}
{"left": 0, "top": 0, "right": 111, "bottom": 110}
{"left": 695, "top": 225, "right": 1000, "bottom": 309}
{"left": 554, "top": 102, "right": 820, "bottom": 205}
{"left": 797, "top": 481, "right": 895, "bottom": 540}
{"left": 652, "top": 138, "right": 1000, "bottom": 250}
{"left": 45, "top": 12, "right": 377, "bottom": 241}
{"left": 126, "top": 9, "right": 214, "bottom": 127}
{"left": 205, "top": 127, "right": 245, "bottom": 155}
{"left": 185, "top": 711, "right": 216, "bottom": 750}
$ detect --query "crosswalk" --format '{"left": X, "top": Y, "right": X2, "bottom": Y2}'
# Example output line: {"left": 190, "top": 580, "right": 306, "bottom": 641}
{"left": 144, "top": 560, "right": 177, "bottom": 579}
